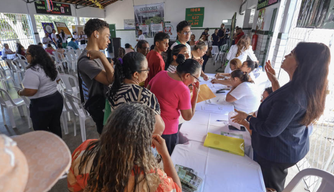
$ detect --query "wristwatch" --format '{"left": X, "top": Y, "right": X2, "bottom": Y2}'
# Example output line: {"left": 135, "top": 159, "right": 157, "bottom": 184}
{"left": 246, "top": 115, "right": 253, "bottom": 122}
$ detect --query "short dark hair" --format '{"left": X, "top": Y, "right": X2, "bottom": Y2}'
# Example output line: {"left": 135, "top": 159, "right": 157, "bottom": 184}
{"left": 139, "top": 30, "right": 142, "bottom": 33}
{"left": 137, "top": 40, "right": 148, "bottom": 49}
{"left": 125, "top": 43, "right": 131, "bottom": 48}
{"left": 177, "top": 20, "right": 191, "bottom": 33}
{"left": 84, "top": 19, "right": 109, "bottom": 38}
{"left": 154, "top": 32, "right": 169, "bottom": 44}
{"left": 244, "top": 60, "right": 258, "bottom": 71}
{"left": 205, "top": 28, "right": 209, "bottom": 31}
{"left": 71, "top": 38, "right": 75, "bottom": 41}
{"left": 73, "top": 31, "right": 77, "bottom": 35}
{"left": 265, "top": 87, "right": 273, "bottom": 95}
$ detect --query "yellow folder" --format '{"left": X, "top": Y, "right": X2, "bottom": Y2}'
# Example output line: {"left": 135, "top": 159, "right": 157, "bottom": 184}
{"left": 197, "top": 84, "right": 216, "bottom": 103}
{"left": 204, "top": 132, "right": 245, "bottom": 156}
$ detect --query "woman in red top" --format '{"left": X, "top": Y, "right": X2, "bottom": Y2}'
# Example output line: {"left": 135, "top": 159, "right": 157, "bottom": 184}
{"left": 68, "top": 103, "right": 182, "bottom": 192}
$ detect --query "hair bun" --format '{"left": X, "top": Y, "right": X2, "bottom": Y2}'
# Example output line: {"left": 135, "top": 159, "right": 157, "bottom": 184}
{"left": 176, "top": 54, "right": 186, "bottom": 65}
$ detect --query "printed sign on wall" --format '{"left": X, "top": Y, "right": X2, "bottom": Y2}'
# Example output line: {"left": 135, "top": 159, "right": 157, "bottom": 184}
{"left": 35, "top": 1, "right": 72, "bottom": 15}
{"left": 185, "top": 7, "right": 205, "bottom": 27}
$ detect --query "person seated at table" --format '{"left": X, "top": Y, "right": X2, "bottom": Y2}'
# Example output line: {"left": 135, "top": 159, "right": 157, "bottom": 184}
{"left": 106, "top": 52, "right": 164, "bottom": 133}
{"left": 68, "top": 38, "right": 79, "bottom": 50}
{"left": 231, "top": 42, "right": 330, "bottom": 192}
{"left": 225, "top": 69, "right": 260, "bottom": 114}
{"left": 224, "top": 35, "right": 258, "bottom": 74}
{"left": 45, "top": 44, "right": 56, "bottom": 55}
{"left": 212, "top": 59, "right": 257, "bottom": 86}
{"left": 2, "top": 43, "right": 15, "bottom": 60}
{"left": 167, "top": 44, "right": 190, "bottom": 73}
{"left": 67, "top": 103, "right": 182, "bottom": 192}
{"left": 148, "top": 58, "right": 201, "bottom": 155}
{"left": 215, "top": 58, "right": 242, "bottom": 78}
{"left": 16, "top": 42, "right": 26, "bottom": 56}
{"left": 240, "top": 60, "right": 258, "bottom": 81}
{"left": 237, "top": 87, "right": 273, "bottom": 135}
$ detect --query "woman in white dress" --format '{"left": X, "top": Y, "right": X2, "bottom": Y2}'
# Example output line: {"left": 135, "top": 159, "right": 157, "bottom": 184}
{"left": 225, "top": 35, "right": 258, "bottom": 73}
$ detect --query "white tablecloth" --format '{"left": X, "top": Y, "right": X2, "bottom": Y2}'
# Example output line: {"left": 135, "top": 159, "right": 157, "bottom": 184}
{"left": 171, "top": 141, "right": 266, "bottom": 192}
{"left": 172, "top": 73, "right": 265, "bottom": 192}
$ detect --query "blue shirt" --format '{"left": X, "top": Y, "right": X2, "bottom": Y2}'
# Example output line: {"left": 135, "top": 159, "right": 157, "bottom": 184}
{"left": 250, "top": 82, "right": 309, "bottom": 164}
{"left": 68, "top": 41, "right": 79, "bottom": 50}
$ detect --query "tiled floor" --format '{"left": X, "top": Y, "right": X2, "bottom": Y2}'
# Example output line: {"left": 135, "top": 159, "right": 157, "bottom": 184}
{"left": 1, "top": 58, "right": 308, "bottom": 191}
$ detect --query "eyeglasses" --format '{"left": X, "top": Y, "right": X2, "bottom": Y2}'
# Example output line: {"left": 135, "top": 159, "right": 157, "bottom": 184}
{"left": 139, "top": 68, "right": 150, "bottom": 72}
{"left": 183, "top": 31, "right": 192, "bottom": 35}
{"left": 191, "top": 74, "right": 200, "bottom": 82}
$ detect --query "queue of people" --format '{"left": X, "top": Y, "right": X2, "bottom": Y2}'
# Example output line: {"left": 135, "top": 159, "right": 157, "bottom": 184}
{"left": 0, "top": 17, "right": 331, "bottom": 192}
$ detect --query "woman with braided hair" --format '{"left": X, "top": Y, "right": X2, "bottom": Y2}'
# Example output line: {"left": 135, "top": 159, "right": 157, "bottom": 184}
{"left": 67, "top": 103, "right": 182, "bottom": 192}
{"left": 106, "top": 52, "right": 164, "bottom": 134}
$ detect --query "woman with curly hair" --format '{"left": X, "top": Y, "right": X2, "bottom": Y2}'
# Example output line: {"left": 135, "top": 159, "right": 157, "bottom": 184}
{"left": 17, "top": 45, "right": 63, "bottom": 137}
{"left": 224, "top": 35, "right": 258, "bottom": 73}
{"left": 67, "top": 102, "right": 182, "bottom": 192}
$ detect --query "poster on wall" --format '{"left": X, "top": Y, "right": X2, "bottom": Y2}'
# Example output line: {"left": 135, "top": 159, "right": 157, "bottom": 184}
{"left": 134, "top": 3, "right": 164, "bottom": 38}
{"left": 164, "top": 21, "right": 177, "bottom": 40}
{"left": 124, "top": 19, "right": 135, "bottom": 30}
{"left": 185, "top": 7, "right": 205, "bottom": 27}
{"left": 257, "top": 8, "right": 266, "bottom": 30}
{"left": 72, "top": 25, "right": 84, "bottom": 35}
{"left": 35, "top": 1, "right": 72, "bottom": 15}
{"left": 257, "top": 0, "right": 279, "bottom": 10}
{"left": 42, "top": 22, "right": 55, "bottom": 36}
{"left": 297, "top": 0, "right": 333, "bottom": 29}
{"left": 54, "top": 22, "right": 72, "bottom": 38}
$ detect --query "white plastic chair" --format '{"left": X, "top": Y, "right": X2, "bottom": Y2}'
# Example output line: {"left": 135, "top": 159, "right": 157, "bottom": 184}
{"left": 12, "top": 86, "right": 32, "bottom": 129}
{"left": 64, "top": 92, "right": 91, "bottom": 142}
{"left": 0, "top": 70, "right": 16, "bottom": 91}
{"left": 16, "top": 54, "right": 28, "bottom": 63}
{"left": 5, "top": 59, "right": 24, "bottom": 83}
{"left": 49, "top": 54, "right": 65, "bottom": 73}
{"left": 283, "top": 168, "right": 334, "bottom": 192}
{"left": 0, "top": 88, "right": 29, "bottom": 129}
{"left": 59, "top": 73, "right": 79, "bottom": 97}
{"left": 64, "top": 52, "right": 77, "bottom": 72}
{"left": 13, "top": 59, "right": 28, "bottom": 72}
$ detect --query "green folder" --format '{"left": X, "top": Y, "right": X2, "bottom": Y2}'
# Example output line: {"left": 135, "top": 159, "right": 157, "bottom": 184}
{"left": 204, "top": 132, "right": 245, "bottom": 156}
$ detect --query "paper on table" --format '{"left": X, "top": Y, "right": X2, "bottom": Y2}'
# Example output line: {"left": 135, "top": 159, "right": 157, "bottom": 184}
{"left": 197, "top": 84, "right": 216, "bottom": 103}
{"left": 204, "top": 132, "right": 245, "bottom": 156}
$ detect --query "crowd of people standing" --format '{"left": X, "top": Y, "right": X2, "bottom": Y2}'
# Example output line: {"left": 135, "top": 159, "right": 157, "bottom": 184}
{"left": 1, "top": 17, "right": 331, "bottom": 192}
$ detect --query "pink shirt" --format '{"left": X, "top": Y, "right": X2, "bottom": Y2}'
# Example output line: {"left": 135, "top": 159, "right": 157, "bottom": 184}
{"left": 149, "top": 71, "right": 191, "bottom": 135}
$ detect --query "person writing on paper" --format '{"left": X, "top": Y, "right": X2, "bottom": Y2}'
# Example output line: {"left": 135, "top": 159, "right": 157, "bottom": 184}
{"left": 231, "top": 43, "right": 330, "bottom": 192}
{"left": 148, "top": 57, "right": 201, "bottom": 154}
{"left": 167, "top": 44, "right": 190, "bottom": 73}
{"left": 212, "top": 60, "right": 257, "bottom": 86}
{"left": 225, "top": 69, "right": 260, "bottom": 114}
{"left": 106, "top": 52, "right": 164, "bottom": 133}
{"left": 68, "top": 103, "right": 182, "bottom": 192}
{"left": 237, "top": 87, "right": 273, "bottom": 135}
{"left": 215, "top": 58, "right": 242, "bottom": 78}
{"left": 191, "top": 41, "right": 209, "bottom": 81}
{"left": 224, "top": 35, "right": 258, "bottom": 74}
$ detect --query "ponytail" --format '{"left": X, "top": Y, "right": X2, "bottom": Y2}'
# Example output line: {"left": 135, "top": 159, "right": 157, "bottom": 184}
{"left": 176, "top": 58, "right": 201, "bottom": 75}
{"left": 166, "top": 44, "right": 186, "bottom": 69}
{"left": 109, "top": 52, "right": 146, "bottom": 98}
{"left": 244, "top": 60, "right": 258, "bottom": 72}
{"left": 231, "top": 69, "right": 253, "bottom": 83}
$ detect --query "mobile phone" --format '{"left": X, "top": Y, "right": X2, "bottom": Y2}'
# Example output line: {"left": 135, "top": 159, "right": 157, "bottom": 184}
{"left": 216, "top": 89, "right": 226, "bottom": 94}
{"left": 228, "top": 125, "right": 246, "bottom": 131}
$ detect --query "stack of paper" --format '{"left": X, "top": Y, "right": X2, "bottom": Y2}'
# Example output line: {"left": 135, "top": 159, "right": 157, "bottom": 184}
{"left": 197, "top": 84, "right": 216, "bottom": 103}
{"left": 204, "top": 132, "right": 245, "bottom": 156}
